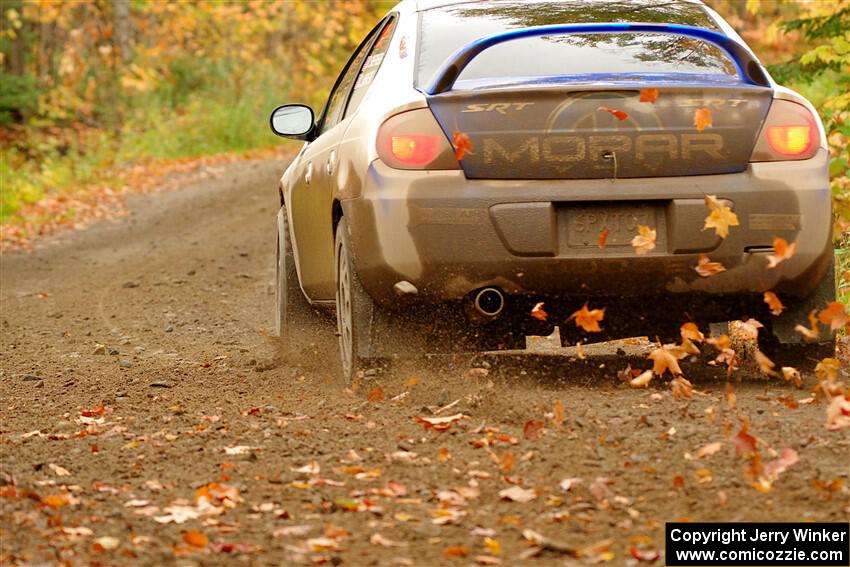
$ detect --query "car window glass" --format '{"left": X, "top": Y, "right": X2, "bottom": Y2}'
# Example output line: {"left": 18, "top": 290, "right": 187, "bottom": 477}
{"left": 319, "top": 20, "right": 386, "bottom": 135}
{"left": 344, "top": 16, "right": 398, "bottom": 119}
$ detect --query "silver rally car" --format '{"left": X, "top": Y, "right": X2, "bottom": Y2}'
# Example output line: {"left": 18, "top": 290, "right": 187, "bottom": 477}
{"left": 270, "top": 0, "right": 836, "bottom": 383}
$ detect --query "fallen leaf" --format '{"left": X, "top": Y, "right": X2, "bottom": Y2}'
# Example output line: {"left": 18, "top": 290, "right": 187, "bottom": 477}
{"left": 445, "top": 546, "right": 469, "bottom": 558}
{"left": 183, "top": 530, "right": 208, "bottom": 548}
{"left": 551, "top": 399, "right": 565, "bottom": 429}
{"left": 498, "top": 485, "right": 537, "bottom": 503}
{"left": 154, "top": 505, "right": 200, "bottom": 524}
{"left": 672, "top": 475, "right": 685, "bottom": 489}
{"left": 763, "top": 291, "right": 784, "bottom": 315}
{"left": 484, "top": 537, "right": 501, "bottom": 556}
{"left": 48, "top": 463, "right": 71, "bottom": 477}
{"left": 474, "top": 556, "right": 502, "bottom": 565}
{"left": 725, "top": 383, "right": 737, "bottom": 410}
{"left": 437, "top": 447, "right": 451, "bottom": 462}
{"left": 694, "top": 255, "right": 726, "bottom": 277}
{"left": 415, "top": 413, "right": 465, "bottom": 432}
{"left": 224, "top": 445, "right": 254, "bottom": 455}
{"left": 694, "top": 107, "right": 712, "bottom": 132}
{"left": 680, "top": 323, "right": 704, "bottom": 343}
{"left": 815, "top": 357, "right": 841, "bottom": 383}
{"left": 370, "top": 533, "right": 407, "bottom": 547}
{"left": 367, "top": 387, "right": 384, "bottom": 402}
{"left": 559, "top": 478, "right": 582, "bottom": 492}
{"left": 826, "top": 394, "right": 850, "bottom": 430}
{"left": 453, "top": 130, "right": 473, "bottom": 161}
{"left": 530, "top": 302, "right": 548, "bottom": 321}
{"left": 695, "top": 468, "right": 713, "bottom": 484}
{"left": 499, "top": 451, "right": 515, "bottom": 473}
{"left": 733, "top": 421, "right": 758, "bottom": 456}
{"left": 93, "top": 536, "right": 120, "bottom": 551}
{"left": 818, "top": 301, "right": 849, "bottom": 331}
{"left": 597, "top": 106, "right": 628, "bottom": 120}
{"left": 523, "top": 419, "right": 545, "bottom": 440}
{"left": 766, "top": 236, "right": 796, "bottom": 268}
{"left": 598, "top": 229, "right": 609, "bottom": 248}
{"left": 631, "top": 225, "right": 656, "bottom": 255}
{"left": 307, "top": 537, "right": 340, "bottom": 552}
{"left": 639, "top": 88, "right": 659, "bottom": 103}
{"left": 568, "top": 303, "right": 605, "bottom": 332}
{"left": 755, "top": 349, "right": 780, "bottom": 377}
{"left": 703, "top": 195, "right": 739, "bottom": 238}
{"left": 696, "top": 442, "right": 723, "bottom": 459}
{"left": 589, "top": 477, "right": 613, "bottom": 500}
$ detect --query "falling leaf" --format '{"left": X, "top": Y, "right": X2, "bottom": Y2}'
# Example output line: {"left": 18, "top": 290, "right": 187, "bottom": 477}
{"left": 733, "top": 421, "right": 758, "bottom": 456}
{"left": 568, "top": 303, "right": 605, "bottom": 332}
{"left": 598, "top": 229, "right": 609, "bottom": 248}
{"left": 670, "top": 376, "right": 693, "bottom": 399}
{"left": 631, "top": 225, "right": 656, "bottom": 255}
{"left": 826, "top": 394, "right": 850, "bottom": 430}
{"left": 738, "top": 318, "right": 764, "bottom": 340}
{"left": 639, "top": 88, "right": 659, "bottom": 103}
{"left": 523, "top": 419, "right": 545, "bottom": 440}
{"left": 672, "top": 475, "right": 685, "bottom": 489}
{"left": 680, "top": 323, "right": 704, "bottom": 343}
{"left": 648, "top": 346, "right": 683, "bottom": 377}
{"left": 499, "top": 485, "right": 537, "bottom": 503}
{"left": 530, "top": 302, "right": 548, "bottom": 321}
{"left": 629, "top": 369, "right": 654, "bottom": 388}
{"left": 815, "top": 358, "right": 841, "bottom": 383}
{"left": 48, "top": 463, "right": 71, "bottom": 477}
{"left": 755, "top": 350, "right": 779, "bottom": 377}
{"left": 453, "top": 130, "right": 473, "bottom": 161}
{"left": 763, "top": 448, "right": 799, "bottom": 481}
{"left": 307, "top": 537, "right": 340, "bottom": 552}
{"left": 367, "top": 386, "right": 384, "bottom": 402}
{"left": 696, "top": 442, "right": 723, "bottom": 459}
{"left": 764, "top": 291, "right": 784, "bottom": 315}
{"left": 818, "top": 301, "right": 849, "bottom": 331}
{"left": 725, "top": 383, "right": 737, "bottom": 409}
{"left": 183, "top": 531, "right": 209, "bottom": 548}
{"left": 781, "top": 366, "right": 803, "bottom": 388}
{"left": 597, "top": 106, "right": 629, "bottom": 121}
{"left": 703, "top": 196, "right": 739, "bottom": 238}
{"left": 695, "top": 468, "right": 713, "bottom": 484}
{"left": 589, "top": 477, "right": 613, "bottom": 500}
{"left": 694, "top": 255, "right": 726, "bottom": 277}
{"left": 766, "top": 237, "right": 796, "bottom": 268}
{"left": 795, "top": 310, "right": 821, "bottom": 341}
{"left": 693, "top": 107, "right": 712, "bottom": 132}
{"left": 499, "top": 452, "right": 515, "bottom": 473}
{"left": 437, "top": 447, "right": 451, "bottom": 462}
{"left": 551, "top": 399, "right": 565, "bottom": 429}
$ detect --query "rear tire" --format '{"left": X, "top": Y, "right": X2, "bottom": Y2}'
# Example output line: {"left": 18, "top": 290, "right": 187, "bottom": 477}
{"left": 335, "top": 218, "right": 378, "bottom": 386}
{"left": 759, "top": 255, "right": 837, "bottom": 365}
{"left": 276, "top": 206, "right": 317, "bottom": 354}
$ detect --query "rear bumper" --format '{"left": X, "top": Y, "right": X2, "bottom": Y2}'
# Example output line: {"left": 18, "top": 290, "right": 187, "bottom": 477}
{"left": 341, "top": 150, "right": 832, "bottom": 307}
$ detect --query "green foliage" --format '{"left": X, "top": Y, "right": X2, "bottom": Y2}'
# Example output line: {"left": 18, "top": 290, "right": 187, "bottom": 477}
{"left": 0, "top": 72, "right": 40, "bottom": 125}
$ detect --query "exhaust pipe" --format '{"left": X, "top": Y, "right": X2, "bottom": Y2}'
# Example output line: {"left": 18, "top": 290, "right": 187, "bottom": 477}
{"left": 472, "top": 287, "right": 505, "bottom": 319}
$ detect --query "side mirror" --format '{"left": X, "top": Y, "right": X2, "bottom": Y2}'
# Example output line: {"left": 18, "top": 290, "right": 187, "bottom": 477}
{"left": 270, "top": 104, "right": 315, "bottom": 139}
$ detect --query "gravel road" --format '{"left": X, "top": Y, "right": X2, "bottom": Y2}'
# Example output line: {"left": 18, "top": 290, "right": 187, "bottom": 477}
{"left": 1, "top": 158, "right": 847, "bottom": 566}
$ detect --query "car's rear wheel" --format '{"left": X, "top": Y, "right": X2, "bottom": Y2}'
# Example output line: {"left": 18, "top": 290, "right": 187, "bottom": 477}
{"left": 276, "top": 206, "right": 317, "bottom": 354}
{"left": 758, "top": 256, "right": 837, "bottom": 365}
{"left": 335, "top": 218, "right": 378, "bottom": 385}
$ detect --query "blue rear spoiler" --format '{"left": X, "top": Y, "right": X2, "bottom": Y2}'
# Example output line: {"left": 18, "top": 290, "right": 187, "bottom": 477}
{"left": 424, "top": 23, "right": 770, "bottom": 95}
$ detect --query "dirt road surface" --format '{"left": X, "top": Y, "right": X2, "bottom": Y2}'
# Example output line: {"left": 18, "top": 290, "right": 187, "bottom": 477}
{"left": 2, "top": 158, "right": 848, "bottom": 566}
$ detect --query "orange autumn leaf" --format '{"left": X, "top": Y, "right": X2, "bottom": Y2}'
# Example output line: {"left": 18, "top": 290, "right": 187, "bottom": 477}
{"left": 568, "top": 303, "right": 605, "bottom": 332}
{"left": 499, "top": 451, "right": 515, "bottom": 473}
{"left": 639, "top": 88, "right": 659, "bottom": 103}
{"left": 530, "top": 302, "right": 548, "bottom": 321}
{"left": 694, "top": 107, "right": 712, "bottom": 132}
{"left": 648, "top": 345, "right": 684, "bottom": 377}
{"left": 629, "top": 369, "right": 654, "bottom": 388}
{"left": 598, "top": 228, "right": 609, "bottom": 248}
{"left": 703, "top": 195, "right": 739, "bottom": 239}
{"left": 680, "top": 322, "right": 704, "bottom": 343}
{"left": 523, "top": 419, "right": 545, "bottom": 440}
{"left": 452, "top": 130, "right": 473, "bottom": 161}
{"left": 183, "top": 530, "right": 208, "bottom": 548}
{"left": 766, "top": 237, "right": 796, "bottom": 268}
{"left": 671, "top": 376, "right": 694, "bottom": 399}
{"left": 694, "top": 254, "right": 726, "bottom": 277}
{"left": 631, "top": 225, "right": 656, "bottom": 255}
{"left": 794, "top": 309, "right": 820, "bottom": 342}
{"left": 437, "top": 447, "right": 451, "bottom": 462}
{"left": 754, "top": 350, "right": 779, "bottom": 378}
{"left": 818, "top": 301, "right": 849, "bottom": 331}
{"left": 445, "top": 546, "right": 469, "bottom": 558}
{"left": 597, "top": 106, "right": 629, "bottom": 121}
{"left": 367, "top": 386, "right": 384, "bottom": 402}
{"left": 763, "top": 291, "right": 784, "bottom": 315}
{"left": 551, "top": 398, "right": 565, "bottom": 429}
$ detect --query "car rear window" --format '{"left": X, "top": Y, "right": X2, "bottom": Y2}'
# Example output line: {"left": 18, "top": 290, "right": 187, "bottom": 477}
{"left": 415, "top": 0, "right": 737, "bottom": 89}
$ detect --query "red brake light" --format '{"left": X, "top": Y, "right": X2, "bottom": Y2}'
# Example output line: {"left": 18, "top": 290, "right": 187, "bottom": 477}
{"left": 751, "top": 99, "right": 819, "bottom": 162}
{"left": 377, "top": 109, "right": 459, "bottom": 170}
{"left": 390, "top": 134, "right": 440, "bottom": 165}
{"left": 766, "top": 125, "right": 813, "bottom": 157}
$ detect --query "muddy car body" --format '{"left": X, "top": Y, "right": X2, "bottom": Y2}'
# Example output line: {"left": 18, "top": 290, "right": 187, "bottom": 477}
{"left": 270, "top": 0, "right": 835, "bottom": 382}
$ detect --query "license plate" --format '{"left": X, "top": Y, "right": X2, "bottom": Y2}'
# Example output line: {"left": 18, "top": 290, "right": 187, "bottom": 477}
{"left": 567, "top": 205, "right": 656, "bottom": 247}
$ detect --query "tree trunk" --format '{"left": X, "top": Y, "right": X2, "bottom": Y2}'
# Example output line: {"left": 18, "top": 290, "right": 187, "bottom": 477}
{"left": 112, "top": 0, "right": 131, "bottom": 65}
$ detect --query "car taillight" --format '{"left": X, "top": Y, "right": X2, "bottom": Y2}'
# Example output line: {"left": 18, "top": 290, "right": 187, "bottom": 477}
{"left": 750, "top": 99, "right": 819, "bottom": 162}
{"left": 377, "top": 109, "right": 459, "bottom": 170}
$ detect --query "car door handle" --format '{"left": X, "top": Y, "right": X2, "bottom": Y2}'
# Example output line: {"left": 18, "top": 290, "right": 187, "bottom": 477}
{"left": 326, "top": 151, "right": 336, "bottom": 176}
{"left": 305, "top": 162, "right": 312, "bottom": 185}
